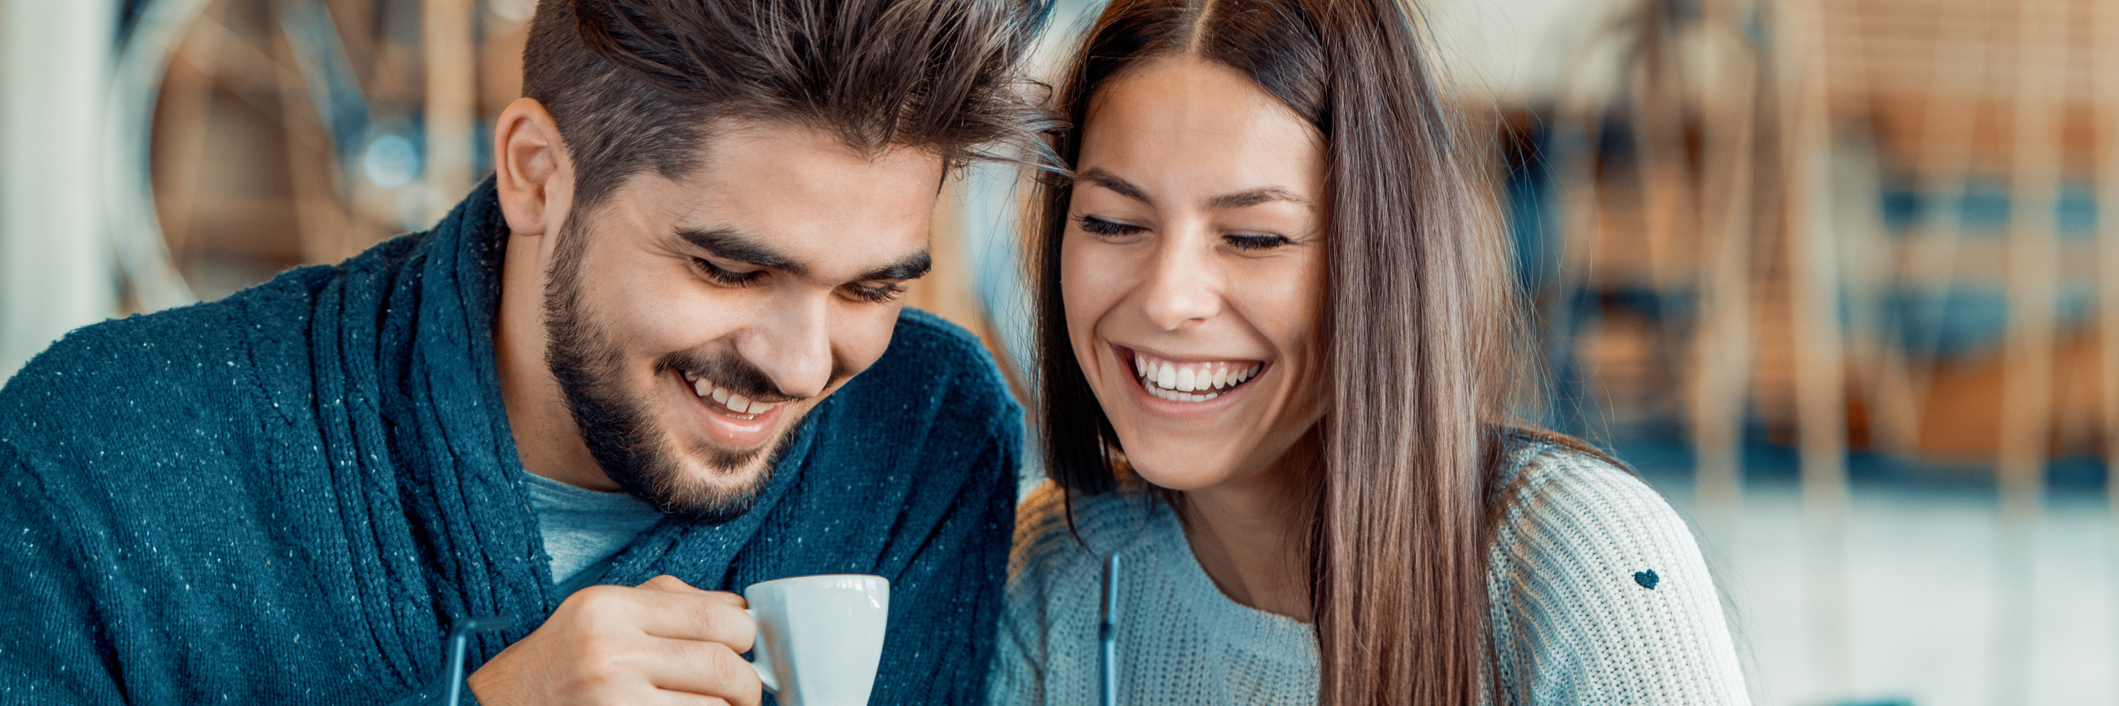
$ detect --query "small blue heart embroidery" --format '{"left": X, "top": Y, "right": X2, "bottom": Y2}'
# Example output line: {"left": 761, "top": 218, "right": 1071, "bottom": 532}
{"left": 1633, "top": 570, "right": 1659, "bottom": 590}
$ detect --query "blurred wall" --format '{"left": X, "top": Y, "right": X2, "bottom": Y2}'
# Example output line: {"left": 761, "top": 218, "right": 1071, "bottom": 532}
{"left": 0, "top": 0, "right": 1611, "bottom": 384}
{"left": 1420, "top": 0, "right": 1624, "bottom": 103}
{"left": 0, "top": 1, "right": 119, "bottom": 380}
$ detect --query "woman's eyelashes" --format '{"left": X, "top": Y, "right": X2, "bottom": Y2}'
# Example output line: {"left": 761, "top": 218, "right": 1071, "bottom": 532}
{"left": 1224, "top": 233, "right": 1292, "bottom": 251}
{"left": 1076, "top": 214, "right": 1145, "bottom": 237}
{"left": 1077, "top": 214, "right": 1294, "bottom": 252}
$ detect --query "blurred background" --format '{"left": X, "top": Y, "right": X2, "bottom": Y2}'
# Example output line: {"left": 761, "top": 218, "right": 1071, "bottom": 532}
{"left": 1, "top": 0, "right": 2115, "bottom": 702}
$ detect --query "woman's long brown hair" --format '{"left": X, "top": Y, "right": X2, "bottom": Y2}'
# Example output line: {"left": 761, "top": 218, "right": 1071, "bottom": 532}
{"left": 1032, "top": 0, "right": 1549, "bottom": 702}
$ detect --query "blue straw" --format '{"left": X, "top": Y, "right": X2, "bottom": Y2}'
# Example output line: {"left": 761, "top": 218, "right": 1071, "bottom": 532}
{"left": 422, "top": 614, "right": 513, "bottom": 706}
{"left": 1100, "top": 553, "right": 1120, "bottom": 706}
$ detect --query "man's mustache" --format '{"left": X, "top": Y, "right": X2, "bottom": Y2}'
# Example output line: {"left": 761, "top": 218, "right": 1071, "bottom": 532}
{"left": 654, "top": 349, "right": 853, "bottom": 404}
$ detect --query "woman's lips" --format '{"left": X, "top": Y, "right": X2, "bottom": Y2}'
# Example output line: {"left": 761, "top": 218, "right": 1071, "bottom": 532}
{"left": 1111, "top": 344, "right": 1267, "bottom": 417}
{"left": 1124, "top": 346, "right": 1264, "bottom": 401}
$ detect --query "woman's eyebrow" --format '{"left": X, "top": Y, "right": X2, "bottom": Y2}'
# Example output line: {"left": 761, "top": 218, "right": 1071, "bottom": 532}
{"left": 1206, "top": 186, "right": 1313, "bottom": 211}
{"left": 1077, "top": 168, "right": 1154, "bottom": 206}
{"left": 1080, "top": 167, "right": 1313, "bottom": 212}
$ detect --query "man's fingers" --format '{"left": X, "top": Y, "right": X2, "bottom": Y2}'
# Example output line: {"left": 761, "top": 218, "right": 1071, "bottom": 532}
{"left": 628, "top": 591, "right": 756, "bottom": 652}
{"left": 657, "top": 696, "right": 731, "bottom": 706}
{"left": 643, "top": 637, "right": 764, "bottom": 706}
{"left": 557, "top": 584, "right": 755, "bottom": 652}
{"left": 637, "top": 576, "right": 748, "bottom": 608}
{"left": 637, "top": 575, "right": 703, "bottom": 593}
{"left": 473, "top": 580, "right": 766, "bottom": 706}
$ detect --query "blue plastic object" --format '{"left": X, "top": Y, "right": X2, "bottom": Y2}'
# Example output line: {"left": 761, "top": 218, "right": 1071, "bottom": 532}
{"left": 1100, "top": 553, "right": 1120, "bottom": 706}
{"left": 414, "top": 615, "right": 514, "bottom": 706}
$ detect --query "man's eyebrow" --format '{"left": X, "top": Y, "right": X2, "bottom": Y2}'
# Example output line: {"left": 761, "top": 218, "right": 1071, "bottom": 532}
{"left": 675, "top": 228, "right": 805, "bottom": 277}
{"left": 679, "top": 227, "right": 930, "bottom": 284}
{"left": 858, "top": 251, "right": 933, "bottom": 282}
{"left": 1077, "top": 168, "right": 1154, "bottom": 206}
{"left": 1207, "top": 186, "right": 1314, "bottom": 211}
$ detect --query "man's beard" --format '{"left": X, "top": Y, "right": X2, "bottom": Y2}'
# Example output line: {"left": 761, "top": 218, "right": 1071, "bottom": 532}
{"left": 540, "top": 221, "right": 798, "bottom": 524}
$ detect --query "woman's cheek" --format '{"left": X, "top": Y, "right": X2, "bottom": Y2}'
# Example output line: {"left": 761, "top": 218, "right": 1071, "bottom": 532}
{"left": 1059, "top": 236, "right": 1117, "bottom": 370}
{"left": 1229, "top": 257, "right": 1320, "bottom": 342}
{"left": 1232, "top": 255, "right": 1328, "bottom": 422}
{"left": 1061, "top": 237, "right": 1132, "bottom": 329}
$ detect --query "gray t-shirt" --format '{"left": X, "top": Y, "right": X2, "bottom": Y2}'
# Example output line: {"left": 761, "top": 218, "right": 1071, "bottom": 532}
{"left": 521, "top": 471, "right": 666, "bottom": 586}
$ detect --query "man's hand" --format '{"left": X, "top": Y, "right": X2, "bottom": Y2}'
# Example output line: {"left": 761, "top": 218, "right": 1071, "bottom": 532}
{"left": 467, "top": 575, "right": 762, "bottom": 706}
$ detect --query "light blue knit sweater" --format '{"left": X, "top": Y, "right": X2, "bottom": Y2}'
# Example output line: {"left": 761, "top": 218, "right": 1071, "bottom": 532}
{"left": 991, "top": 439, "right": 1750, "bottom": 704}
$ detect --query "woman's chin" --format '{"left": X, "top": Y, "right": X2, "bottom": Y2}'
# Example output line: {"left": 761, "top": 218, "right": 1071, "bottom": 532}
{"left": 1126, "top": 457, "right": 1239, "bottom": 493}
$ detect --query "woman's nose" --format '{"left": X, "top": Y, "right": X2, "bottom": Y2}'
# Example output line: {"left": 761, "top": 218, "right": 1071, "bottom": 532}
{"left": 1138, "top": 233, "right": 1223, "bottom": 331}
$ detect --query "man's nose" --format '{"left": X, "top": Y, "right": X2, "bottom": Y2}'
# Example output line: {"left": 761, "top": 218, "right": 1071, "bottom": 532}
{"left": 1139, "top": 229, "right": 1223, "bottom": 331}
{"left": 742, "top": 292, "right": 834, "bottom": 399}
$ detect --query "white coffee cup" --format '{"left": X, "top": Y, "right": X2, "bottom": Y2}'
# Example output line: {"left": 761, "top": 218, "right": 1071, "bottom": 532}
{"left": 742, "top": 574, "right": 891, "bottom": 706}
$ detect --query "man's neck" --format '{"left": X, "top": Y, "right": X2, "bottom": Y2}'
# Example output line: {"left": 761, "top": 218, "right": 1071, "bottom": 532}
{"left": 1175, "top": 433, "right": 1319, "bottom": 623}
{"left": 494, "top": 230, "right": 617, "bottom": 492}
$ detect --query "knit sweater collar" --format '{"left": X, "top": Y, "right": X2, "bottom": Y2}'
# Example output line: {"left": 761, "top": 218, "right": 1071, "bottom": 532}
{"left": 1144, "top": 497, "right": 1320, "bottom": 664}
{"left": 304, "top": 180, "right": 824, "bottom": 684}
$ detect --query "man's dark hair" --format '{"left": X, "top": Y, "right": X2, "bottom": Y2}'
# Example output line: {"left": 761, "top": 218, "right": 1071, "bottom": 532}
{"left": 522, "top": 0, "right": 1054, "bottom": 210}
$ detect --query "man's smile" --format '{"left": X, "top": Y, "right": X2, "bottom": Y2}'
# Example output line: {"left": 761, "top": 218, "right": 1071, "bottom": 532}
{"left": 672, "top": 368, "right": 789, "bottom": 448}
{"left": 681, "top": 368, "right": 790, "bottom": 418}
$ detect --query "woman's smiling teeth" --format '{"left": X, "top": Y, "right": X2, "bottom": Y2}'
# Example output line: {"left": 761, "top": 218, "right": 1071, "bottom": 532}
{"left": 680, "top": 370, "right": 784, "bottom": 419}
{"left": 1131, "top": 351, "right": 1262, "bottom": 403}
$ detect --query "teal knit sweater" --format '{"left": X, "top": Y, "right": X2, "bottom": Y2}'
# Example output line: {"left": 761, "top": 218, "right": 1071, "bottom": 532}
{"left": 0, "top": 182, "right": 1021, "bottom": 704}
{"left": 992, "top": 439, "right": 1750, "bottom": 704}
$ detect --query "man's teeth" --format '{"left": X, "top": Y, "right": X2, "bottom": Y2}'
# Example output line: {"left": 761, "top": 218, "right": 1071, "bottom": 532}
{"left": 1131, "top": 353, "right": 1262, "bottom": 402}
{"left": 681, "top": 371, "right": 783, "bottom": 416}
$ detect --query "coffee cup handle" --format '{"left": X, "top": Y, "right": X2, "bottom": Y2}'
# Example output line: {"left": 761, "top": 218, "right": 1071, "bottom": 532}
{"left": 743, "top": 608, "right": 781, "bottom": 694}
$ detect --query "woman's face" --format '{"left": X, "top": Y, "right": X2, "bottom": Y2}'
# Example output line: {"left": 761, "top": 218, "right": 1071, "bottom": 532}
{"left": 1062, "top": 55, "right": 1328, "bottom": 492}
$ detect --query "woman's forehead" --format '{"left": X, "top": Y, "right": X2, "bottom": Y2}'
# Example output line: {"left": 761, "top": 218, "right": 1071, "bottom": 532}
{"left": 1079, "top": 57, "right": 1325, "bottom": 205}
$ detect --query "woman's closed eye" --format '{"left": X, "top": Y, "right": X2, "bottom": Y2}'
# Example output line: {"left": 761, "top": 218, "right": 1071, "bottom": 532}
{"left": 1225, "top": 233, "right": 1293, "bottom": 251}
{"left": 1076, "top": 214, "right": 1147, "bottom": 237}
{"left": 1076, "top": 214, "right": 1297, "bottom": 252}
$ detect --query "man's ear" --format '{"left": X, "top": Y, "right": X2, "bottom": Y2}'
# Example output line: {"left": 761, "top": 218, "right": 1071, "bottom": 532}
{"left": 492, "top": 97, "right": 572, "bottom": 239}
